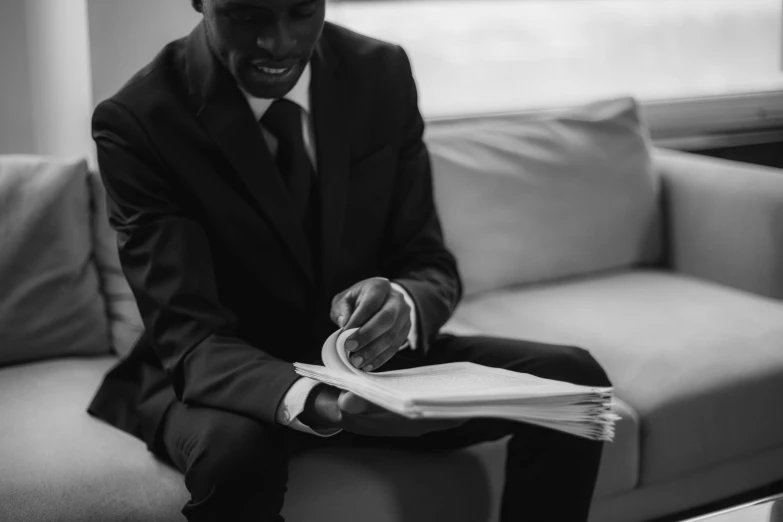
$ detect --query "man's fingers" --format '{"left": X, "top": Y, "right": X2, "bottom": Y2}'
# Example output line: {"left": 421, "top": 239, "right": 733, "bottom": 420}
{"left": 352, "top": 337, "right": 396, "bottom": 372}
{"left": 342, "top": 283, "right": 389, "bottom": 334}
{"left": 351, "top": 316, "right": 411, "bottom": 371}
{"left": 347, "top": 290, "right": 409, "bottom": 354}
{"left": 348, "top": 307, "right": 395, "bottom": 354}
{"left": 338, "top": 391, "right": 383, "bottom": 415}
{"left": 431, "top": 417, "right": 469, "bottom": 431}
{"left": 330, "top": 296, "right": 353, "bottom": 327}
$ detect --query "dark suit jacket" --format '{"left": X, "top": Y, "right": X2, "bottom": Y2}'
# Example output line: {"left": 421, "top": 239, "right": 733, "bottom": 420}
{"left": 87, "top": 21, "right": 462, "bottom": 453}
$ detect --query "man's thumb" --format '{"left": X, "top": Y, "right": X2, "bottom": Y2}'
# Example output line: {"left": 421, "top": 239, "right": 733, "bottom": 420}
{"left": 338, "top": 391, "right": 372, "bottom": 414}
{"left": 332, "top": 299, "right": 353, "bottom": 328}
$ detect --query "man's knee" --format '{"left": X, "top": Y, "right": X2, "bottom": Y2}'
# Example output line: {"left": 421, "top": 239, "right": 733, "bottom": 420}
{"left": 528, "top": 345, "right": 611, "bottom": 388}
{"left": 186, "top": 410, "right": 287, "bottom": 493}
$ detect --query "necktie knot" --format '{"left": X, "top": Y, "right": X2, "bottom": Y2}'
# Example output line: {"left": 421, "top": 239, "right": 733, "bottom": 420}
{"left": 261, "top": 99, "right": 303, "bottom": 146}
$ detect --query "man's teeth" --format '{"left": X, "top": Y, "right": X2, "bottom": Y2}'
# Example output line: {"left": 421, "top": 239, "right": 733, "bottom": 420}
{"left": 256, "top": 65, "right": 291, "bottom": 75}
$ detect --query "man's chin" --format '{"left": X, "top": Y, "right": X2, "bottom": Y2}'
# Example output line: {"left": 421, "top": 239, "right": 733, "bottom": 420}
{"left": 239, "top": 62, "right": 304, "bottom": 99}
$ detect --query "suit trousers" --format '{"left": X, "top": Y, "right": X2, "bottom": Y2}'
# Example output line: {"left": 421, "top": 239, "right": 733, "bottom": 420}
{"left": 156, "top": 334, "right": 612, "bottom": 522}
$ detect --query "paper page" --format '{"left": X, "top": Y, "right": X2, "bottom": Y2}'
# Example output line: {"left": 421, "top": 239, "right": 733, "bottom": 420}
{"left": 293, "top": 327, "right": 618, "bottom": 442}
{"left": 318, "top": 328, "right": 608, "bottom": 402}
{"left": 322, "top": 328, "right": 360, "bottom": 376}
{"left": 370, "top": 364, "right": 552, "bottom": 400}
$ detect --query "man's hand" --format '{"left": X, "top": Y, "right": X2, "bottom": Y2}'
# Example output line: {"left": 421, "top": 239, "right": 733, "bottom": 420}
{"left": 337, "top": 391, "right": 467, "bottom": 437}
{"left": 298, "top": 385, "right": 467, "bottom": 437}
{"left": 330, "top": 277, "right": 411, "bottom": 372}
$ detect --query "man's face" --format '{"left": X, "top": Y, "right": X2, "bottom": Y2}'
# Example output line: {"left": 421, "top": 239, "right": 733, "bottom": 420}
{"left": 199, "top": 0, "right": 326, "bottom": 98}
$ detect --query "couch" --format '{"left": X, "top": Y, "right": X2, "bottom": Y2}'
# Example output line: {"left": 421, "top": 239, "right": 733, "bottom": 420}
{"left": 2, "top": 97, "right": 783, "bottom": 522}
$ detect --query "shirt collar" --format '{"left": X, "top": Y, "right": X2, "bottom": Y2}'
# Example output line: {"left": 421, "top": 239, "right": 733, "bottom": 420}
{"left": 241, "top": 63, "right": 311, "bottom": 121}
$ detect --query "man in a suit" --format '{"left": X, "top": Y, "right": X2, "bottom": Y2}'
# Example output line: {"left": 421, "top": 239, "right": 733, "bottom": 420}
{"left": 88, "top": 0, "right": 612, "bottom": 520}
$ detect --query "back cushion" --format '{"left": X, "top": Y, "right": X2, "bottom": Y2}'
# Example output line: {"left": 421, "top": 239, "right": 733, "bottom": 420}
{"left": 425, "top": 97, "right": 661, "bottom": 297}
{"left": 88, "top": 171, "right": 143, "bottom": 357}
{"left": 0, "top": 156, "right": 111, "bottom": 366}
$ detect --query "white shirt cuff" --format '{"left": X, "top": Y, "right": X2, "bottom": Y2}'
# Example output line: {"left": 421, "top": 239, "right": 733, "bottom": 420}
{"left": 276, "top": 377, "right": 341, "bottom": 437}
{"left": 390, "top": 281, "right": 418, "bottom": 351}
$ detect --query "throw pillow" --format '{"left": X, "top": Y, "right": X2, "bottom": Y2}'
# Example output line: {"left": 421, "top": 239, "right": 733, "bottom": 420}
{"left": 0, "top": 155, "right": 111, "bottom": 366}
{"left": 425, "top": 97, "right": 661, "bottom": 297}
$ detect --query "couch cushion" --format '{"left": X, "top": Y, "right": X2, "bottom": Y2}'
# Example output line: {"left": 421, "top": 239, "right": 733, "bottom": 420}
{"left": 0, "top": 358, "right": 505, "bottom": 522}
{"left": 88, "top": 170, "right": 143, "bottom": 357}
{"left": 425, "top": 97, "right": 660, "bottom": 298}
{"left": 0, "top": 357, "right": 186, "bottom": 522}
{"left": 0, "top": 356, "right": 636, "bottom": 522}
{"left": 452, "top": 269, "right": 783, "bottom": 486}
{"left": 0, "top": 156, "right": 111, "bottom": 366}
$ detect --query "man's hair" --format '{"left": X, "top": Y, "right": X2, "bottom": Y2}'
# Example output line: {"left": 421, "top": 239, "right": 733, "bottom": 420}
{"left": 191, "top": 0, "right": 203, "bottom": 12}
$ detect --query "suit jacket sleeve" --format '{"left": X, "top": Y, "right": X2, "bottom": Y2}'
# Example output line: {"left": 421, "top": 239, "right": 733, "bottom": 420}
{"left": 92, "top": 100, "right": 299, "bottom": 425}
{"left": 381, "top": 47, "right": 463, "bottom": 354}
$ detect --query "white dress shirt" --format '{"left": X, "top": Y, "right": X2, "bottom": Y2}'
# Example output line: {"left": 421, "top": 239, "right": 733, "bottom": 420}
{"left": 241, "top": 63, "right": 419, "bottom": 436}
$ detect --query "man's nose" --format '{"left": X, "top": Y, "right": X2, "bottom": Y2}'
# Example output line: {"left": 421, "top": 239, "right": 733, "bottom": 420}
{"left": 256, "top": 22, "right": 297, "bottom": 58}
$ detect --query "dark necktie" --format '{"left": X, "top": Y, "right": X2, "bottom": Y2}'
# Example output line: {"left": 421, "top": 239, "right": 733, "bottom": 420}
{"left": 261, "top": 99, "right": 320, "bottom": 267}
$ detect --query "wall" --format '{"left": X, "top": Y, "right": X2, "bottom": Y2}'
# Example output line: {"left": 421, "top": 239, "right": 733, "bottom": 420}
{"left": 87, "top": 0, "right": 200, "bottom": 105}
{"left": 0, "top": 0, "right": 200, "bottom": 158}
{"left": 25, "top": 0, "right": 93, "bottom": 160}
{"left": 0, "top": 0, "right": 779, "bottom": 160}
{"left": 0, "top": 0, "right": 35, "bottom": 155}
{"left": 0, "top": 0, "right": 92, "bottom": 159}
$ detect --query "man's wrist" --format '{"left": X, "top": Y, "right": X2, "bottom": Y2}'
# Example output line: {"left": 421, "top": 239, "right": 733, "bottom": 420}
{"left": 390, "top": 281, "right": 419, "bottom": 350}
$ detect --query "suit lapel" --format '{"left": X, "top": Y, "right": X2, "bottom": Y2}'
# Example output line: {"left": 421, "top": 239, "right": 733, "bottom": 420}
{"left": 185, "top": 23, "right": 315, "bottom": 284}
{"left": 311, "top": 37, "right": 349, "bottom": 294}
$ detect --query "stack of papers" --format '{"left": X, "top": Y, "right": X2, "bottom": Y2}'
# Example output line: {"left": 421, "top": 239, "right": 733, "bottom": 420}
{"left": 295, "top": 329, "right": 619, "bottom": 441}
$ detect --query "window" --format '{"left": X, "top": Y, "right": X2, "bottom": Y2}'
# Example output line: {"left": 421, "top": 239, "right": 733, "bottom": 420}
{"left": 327, "top": 0, "right": 783, "bottom": 147}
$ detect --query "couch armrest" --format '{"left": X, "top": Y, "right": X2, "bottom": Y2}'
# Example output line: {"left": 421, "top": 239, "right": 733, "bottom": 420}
{"left": 654, "top": 147, "right": 783, "bottom": 300}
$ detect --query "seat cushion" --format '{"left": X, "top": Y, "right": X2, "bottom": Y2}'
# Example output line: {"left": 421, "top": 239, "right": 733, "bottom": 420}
{"left": 0, "top": 357, "right": 187, "bottom": 522}
{"left": 425, "top": 97, "right": 660, "bottom": 297}
{"left": 0, "top": 156, "right": 112, "bottom": 366}
{"left": 452, "top": 269, "right": 783, "bottom": 486}
{"left": 0, "top": 354, "right": 638, "bottom": 522}
{"left": 0, "top": 358, "right": 507, "bottom": 522}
